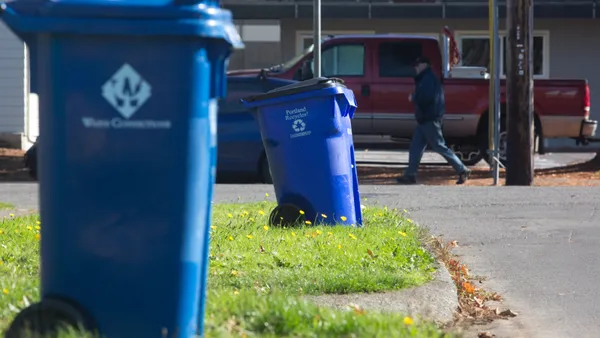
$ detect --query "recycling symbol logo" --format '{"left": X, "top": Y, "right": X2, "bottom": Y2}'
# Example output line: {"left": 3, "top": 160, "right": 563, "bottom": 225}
{"left": 292, "top": 119, "right": 306, "bottom": 132}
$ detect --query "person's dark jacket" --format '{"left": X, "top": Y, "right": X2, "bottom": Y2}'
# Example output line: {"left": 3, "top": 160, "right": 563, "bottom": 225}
{"left": 412, "top": 67, "right": 445, "bottom": 125}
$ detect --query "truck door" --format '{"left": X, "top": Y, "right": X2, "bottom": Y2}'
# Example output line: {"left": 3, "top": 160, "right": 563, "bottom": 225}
{"left": 371, "top": 40, "right": 423, "bottom": 139}
{"left": 317, "top": 41, "right": 374, "bottom": 134}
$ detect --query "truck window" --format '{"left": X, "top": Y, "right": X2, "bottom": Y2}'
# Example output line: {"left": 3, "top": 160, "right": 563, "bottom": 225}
{"left": 378, "top": 42, "right": 422, "bottom": 78}
{"left": 321, "top": 44, "right": 365, "bottom": 77}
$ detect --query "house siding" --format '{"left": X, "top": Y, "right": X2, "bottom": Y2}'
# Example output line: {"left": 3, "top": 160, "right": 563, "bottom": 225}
{"left": 0, "top": 21, "right": 25, "bottom": 145}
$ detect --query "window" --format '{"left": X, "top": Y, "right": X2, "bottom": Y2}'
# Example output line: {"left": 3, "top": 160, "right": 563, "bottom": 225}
{"left": 378, "top": 42, "right": 423, "bottom": 78}
{"left": 502, "top": 36, "right": 544, "bottom": 76}
{"left": 295, "top": 30, "right": 375, "bottom": 54}
{"left": 320, "top": 44, "right": 365, "bottom": 77}
{"left": 457, "top": 32, "right": 549, "bottom": 78}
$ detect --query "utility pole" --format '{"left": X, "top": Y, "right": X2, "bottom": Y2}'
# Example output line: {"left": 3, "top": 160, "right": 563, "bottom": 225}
{"left": 313, "top": 0, "right": 321, "bottom": 78}
{"left": 506, "top": 0, "right": 534, "bottom": 185}
{"left": 488, "top": 0, "right": 501, "bottom": 185}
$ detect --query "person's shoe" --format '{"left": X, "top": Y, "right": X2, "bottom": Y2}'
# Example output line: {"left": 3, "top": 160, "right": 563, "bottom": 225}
{"left": 396, "top": 175, "right": 417, "bottom": 185}
{"left": 456, "top": 169, "right": 471, "bottom": 185}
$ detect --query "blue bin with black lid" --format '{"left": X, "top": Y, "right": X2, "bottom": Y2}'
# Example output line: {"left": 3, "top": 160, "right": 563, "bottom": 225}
{"left": 242, "top": 77, "right": 363, "bottom": 227}
{"left": 0, "top": 0, "right": 242, "bottom": 337}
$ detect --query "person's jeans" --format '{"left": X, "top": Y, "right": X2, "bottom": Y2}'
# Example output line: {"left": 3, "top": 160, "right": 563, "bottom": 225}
{"left": 404, "top": 119, "right": 467, "bottom": 177}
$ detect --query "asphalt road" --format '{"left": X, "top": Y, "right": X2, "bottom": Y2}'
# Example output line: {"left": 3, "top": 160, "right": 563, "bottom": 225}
{"left": 2, "top": 183, "right": 599, "bottom": 338}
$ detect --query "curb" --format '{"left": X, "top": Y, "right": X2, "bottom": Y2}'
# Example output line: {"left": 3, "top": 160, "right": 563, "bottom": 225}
{"left": 304, "top": 258, "right": 459, "bottom": 326}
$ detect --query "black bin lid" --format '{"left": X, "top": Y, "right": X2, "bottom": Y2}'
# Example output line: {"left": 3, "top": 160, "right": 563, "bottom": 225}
{"left": 242, "top": 77, "right": 346, "bottom": 103}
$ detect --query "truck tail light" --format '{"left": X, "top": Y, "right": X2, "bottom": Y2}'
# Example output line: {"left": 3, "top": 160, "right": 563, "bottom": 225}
{"left": 584, "top": 83, "right": 591, "bottom": 118}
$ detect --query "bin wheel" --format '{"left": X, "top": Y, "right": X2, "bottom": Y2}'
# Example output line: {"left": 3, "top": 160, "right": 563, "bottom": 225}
{"left": 5, "top": 297, "right": 96, "bottom": 338}
{"left": 268, "top": 203, "right": 305, "bottom": 227}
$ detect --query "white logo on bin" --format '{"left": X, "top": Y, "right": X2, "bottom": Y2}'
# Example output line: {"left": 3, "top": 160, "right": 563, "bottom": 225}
{"left": 292, "top": 119, "right": 306, "bottom": 132}
{"left": 102, "top": 63, "right": 151, "bottom": 119}
{"left": 287, "top": 106, "right": 311, "bottom": 139}
{"left": 82, "top": 63, "right": 171, "bottom": 130}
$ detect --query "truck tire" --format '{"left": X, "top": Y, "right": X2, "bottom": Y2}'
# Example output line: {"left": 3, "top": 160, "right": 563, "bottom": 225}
{"left": 449, "top": 144, "right": 485, "bottom": 166}
{"left": 478, "top": 108, "right": 541, "bottom": 168}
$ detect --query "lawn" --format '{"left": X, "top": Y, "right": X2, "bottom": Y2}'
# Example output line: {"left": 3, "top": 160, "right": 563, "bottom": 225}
{"left": 0, "top": 202, "right": 14, "bottom": 210}
{"left": 0, "top": 202, "right": 455, "bottom": 338}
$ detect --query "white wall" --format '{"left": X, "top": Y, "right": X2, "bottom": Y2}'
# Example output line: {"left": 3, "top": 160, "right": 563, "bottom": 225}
{"left": 0, "top": 22, "right": 27, "bottom": 148}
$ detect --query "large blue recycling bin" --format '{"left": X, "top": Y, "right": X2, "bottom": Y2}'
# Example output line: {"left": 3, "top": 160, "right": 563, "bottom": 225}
{"left": 0, "top": 1, "right": 242, "bottom": 337}
{"left": 242, "top": 77, "right": 363, "bottom": 227}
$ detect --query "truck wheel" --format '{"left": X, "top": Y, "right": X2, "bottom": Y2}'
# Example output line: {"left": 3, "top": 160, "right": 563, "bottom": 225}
{"left": 483, "top": 130, "right": 508, "bottom": 167}
{"left": 449, "top": 144, "right": 484, "bottom": 166}
{"left": 260, "top": 155, "right": 273, "bottom": 184}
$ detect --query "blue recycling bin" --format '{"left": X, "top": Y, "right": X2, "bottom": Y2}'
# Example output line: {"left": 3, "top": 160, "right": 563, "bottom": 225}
{"left": 0, "top": 1, "right": 242, "bottom": 337}
{"left": 242, "top": 77, "right": 363, "bottom": 227}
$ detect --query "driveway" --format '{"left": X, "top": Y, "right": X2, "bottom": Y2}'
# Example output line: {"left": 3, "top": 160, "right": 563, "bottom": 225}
{"left": 3, "top": 183, "right": 599, "bottom": 338}
{"left": 216, "top": 184, "right": 600, "bottom": 338}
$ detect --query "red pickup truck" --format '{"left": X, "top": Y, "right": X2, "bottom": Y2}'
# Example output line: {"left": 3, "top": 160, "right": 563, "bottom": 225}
{"left": 228, "top": 31, "right": 598, "bottom": 166}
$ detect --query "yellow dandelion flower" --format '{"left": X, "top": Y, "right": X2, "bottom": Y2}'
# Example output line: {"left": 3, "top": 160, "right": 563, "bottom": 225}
{"left": 8, "top": 214, "right": 14, "bottom": 218}
{"left": 246, "top": 234, "right": 253, "bottom": 239}
{"left": 0, "top": 229, "right": 3, "bottom": 235}
{"left": 403, "top": 316, "right": 413, "bottom": 325}
{"left": 378, "top": 213, "right": 383, "bottom": 217}
{"left": 340, "top": 216, "right": 347, "bottom": 222}
{"left": 233, "top": 290, "right": 240, "bottom": 295}
{"left": 291, "top": 232, "right": 296, "bottom": 237}
{"left": 210, "top": 225, "right": 217, "bottom": 230}
{"left": 263, "top": 225, "right": 269, "bottom": 231}
{"left": 399, "top": 231, "right": 407, "bottom": 237}
{"left": 36, "top": 234, "right": 41, "bottom": 240}
{"left": 227, "top": 213, "right": 233, "bottom": 218}
{"left": 407, "top": 219, "right": 413, "bottom": 223}
{"left": 305, "top": 220, "right": 312, "bottom": 225}
{"left": 2, "top": 288, "right": 8, "bottom": 295}
{"left": 403, "top": 209, "right": 408, "bottom": 213}
{"left": 327, "top": 232, "right": 333, "bottom": 236}
{"left": 338, "top": 244, "right": 342, "bottom": 249}
{"left": 299, "top": 210, "right": 305, "bottom": 215}
{"left": 316, "top": 230, "right": 322, "bottom": 235}
{"left": 349, "top": 233, "right": 357, "bottom": 240}
{"left": 34, "top": 225, "right": 40, "bottom": 230}
{"left": 228, "top": 236, "right": 234, "bottom": 241}
{"left": 265, "top": 193, "right": 269, "bottom": 197}
{"left": 258, "top": 210, "right": 265, "bottom": 215}
{"left": 36, "top": 221, "right": 41, "bottom": 225}
{"left": 26, "top": 226, "right": 32, "bottom": 231}
{"left": 321, "top": 214, "right": 327, "bottom": 218}
{"left": 231, "top": 270, "right": 239, "bottom": 276}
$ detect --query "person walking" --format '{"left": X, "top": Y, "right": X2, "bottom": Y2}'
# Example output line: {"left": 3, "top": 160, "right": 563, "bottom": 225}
{"left": 396, "top": 56, "right": 471, "bottom": 185}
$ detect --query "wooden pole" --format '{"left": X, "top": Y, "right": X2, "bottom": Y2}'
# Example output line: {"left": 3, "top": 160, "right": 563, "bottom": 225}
{"left": 505, "top": 0, "right": 535, "bottom": 185}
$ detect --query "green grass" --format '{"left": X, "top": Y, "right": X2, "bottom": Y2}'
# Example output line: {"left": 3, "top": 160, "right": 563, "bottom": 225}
{"left": 0, "top": 202, "right": 14, "bottom": 210}
{"left": 0, "top": 203, "right": 454, "bottom": 338}
{"left": 208, "top": 202, "right": 436, "bottom": 294}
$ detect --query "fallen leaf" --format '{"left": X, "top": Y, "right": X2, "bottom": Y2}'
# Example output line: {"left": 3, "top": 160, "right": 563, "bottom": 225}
{"left": 367, "top": 249, "right": 375, "bottom": 258}
{"left": 450, "top": 240, "right": 459, "bottom": 247}
{"left": 474, "top": 297, "right": 484, "bottom": 307}
{"left": 478, "top": 332, "right": 495, "bottom": 338}
{"left": 498, "top": 309, "right": 518, "bottom": 317}
{"left": 259, "top": 244, "right": 265, "bottom": 253}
